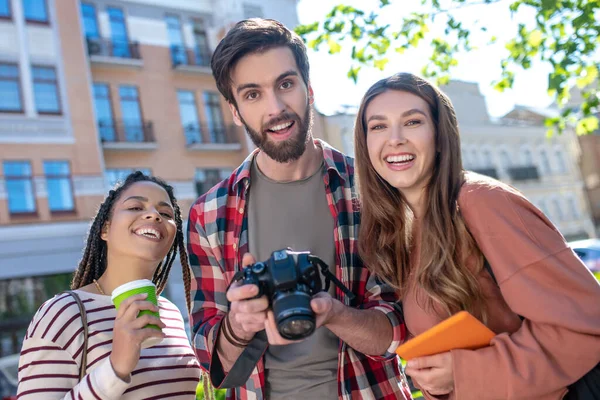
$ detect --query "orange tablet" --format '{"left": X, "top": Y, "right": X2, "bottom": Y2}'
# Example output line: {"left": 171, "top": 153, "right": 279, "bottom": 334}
{"left": 395, "top": 311, "right": 495, "bottom": 360}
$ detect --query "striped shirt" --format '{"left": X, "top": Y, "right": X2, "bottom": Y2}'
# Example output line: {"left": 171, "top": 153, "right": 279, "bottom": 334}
{"left": 187, "top": 140, "right": 411, "bottom": 400}
{"left": 17, "top": 290, "right": 201, "bottom": 399}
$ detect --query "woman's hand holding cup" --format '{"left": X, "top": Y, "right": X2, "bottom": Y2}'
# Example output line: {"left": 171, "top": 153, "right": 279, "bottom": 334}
{"left": 109, "top": 293, "right": 166, "bottom": 380}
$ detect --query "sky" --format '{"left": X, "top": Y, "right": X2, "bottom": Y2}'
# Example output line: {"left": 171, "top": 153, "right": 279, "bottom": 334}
{"left": 296, "top": 0, "right": 555, "bottom": 117}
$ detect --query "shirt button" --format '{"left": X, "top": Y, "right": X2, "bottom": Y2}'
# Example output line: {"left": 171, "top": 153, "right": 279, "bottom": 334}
{"left": 238, "top": 207, "right": 244, "bottom": 213}
{"left": 233, "top": 243, "right": 237, "bottom": 250}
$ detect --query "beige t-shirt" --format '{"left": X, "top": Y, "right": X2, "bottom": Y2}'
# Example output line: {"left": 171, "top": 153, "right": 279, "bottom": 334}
{"left": 248, "top": 158, "right": 338, "bottom": 400}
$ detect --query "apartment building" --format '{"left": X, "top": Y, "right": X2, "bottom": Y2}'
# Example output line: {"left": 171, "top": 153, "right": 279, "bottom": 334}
{"left": 441, "top": 80, "right": 594, "bottom": 240}
{"left": 0, "top": 0, "right": 300, "bottom": 357}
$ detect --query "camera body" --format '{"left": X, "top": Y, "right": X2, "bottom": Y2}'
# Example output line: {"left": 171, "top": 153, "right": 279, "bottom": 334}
{"left": 239, "top": 249, "right": 324, "bottom": 340}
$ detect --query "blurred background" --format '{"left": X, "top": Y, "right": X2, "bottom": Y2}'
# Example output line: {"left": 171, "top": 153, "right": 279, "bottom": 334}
{"left": 0, "top": 0, "right": 598, "bottom": 398}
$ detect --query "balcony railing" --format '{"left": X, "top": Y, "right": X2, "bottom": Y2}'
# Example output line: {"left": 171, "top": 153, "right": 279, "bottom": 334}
{"left": 183, "top": 123, "right": 241, "bottom": 149}
{"left": 86, "top": 37, "right": 141, "bottom": 60}
{"left": 170, "top": 45, "right": 211, "bottom": 69}
{"left": 507, "top": 165, "right": 540, "bottom": 181}
{"left": 471, "top": 167, "right": 499, "bottom": 179}
{"left": 99, "top": 120, "right": 155, "bottom": 144}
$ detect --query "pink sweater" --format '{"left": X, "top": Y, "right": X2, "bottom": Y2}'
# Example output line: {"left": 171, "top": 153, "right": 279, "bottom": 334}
{"left": 404, "top": 173, "right": 600, "bottom": 400}
{"left": 17, "top": 290, "right": 201, "bottom": 399}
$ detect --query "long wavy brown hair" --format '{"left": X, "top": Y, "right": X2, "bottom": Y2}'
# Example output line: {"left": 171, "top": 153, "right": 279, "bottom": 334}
{"left": 354, "top": 73, "right": 486, "bottom": 320}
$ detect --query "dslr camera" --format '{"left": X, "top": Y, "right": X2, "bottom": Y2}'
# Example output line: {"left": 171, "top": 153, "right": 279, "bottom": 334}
{"left": 234, "top": 248, "right": 354, "bottom": 340}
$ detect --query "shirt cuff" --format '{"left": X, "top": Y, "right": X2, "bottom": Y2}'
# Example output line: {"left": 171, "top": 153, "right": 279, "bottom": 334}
{"left": 91, "top": 357, "right": 131, "bottom": 398}
{"left": 367, "top": 304, "right": 406, "bottom": 360}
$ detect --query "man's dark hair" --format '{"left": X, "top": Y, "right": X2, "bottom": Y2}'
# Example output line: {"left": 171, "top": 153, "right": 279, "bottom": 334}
{"left": 211, "top": 18, "right": 310, "bottom": 106}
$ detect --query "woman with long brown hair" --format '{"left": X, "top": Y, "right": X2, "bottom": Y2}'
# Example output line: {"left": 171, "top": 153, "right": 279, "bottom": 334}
{"left": 354, "top": 72, "right": 600, "bottom": 399}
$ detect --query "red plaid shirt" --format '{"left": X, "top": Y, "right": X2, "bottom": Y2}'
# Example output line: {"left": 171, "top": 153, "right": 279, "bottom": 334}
{"left": 187, "top": 140, "right": 411, "bottom": 399}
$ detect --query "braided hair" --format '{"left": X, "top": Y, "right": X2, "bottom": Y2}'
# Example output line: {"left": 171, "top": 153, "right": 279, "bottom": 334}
{"left": 71, "top": 171, "right": 192, "bottom": 314}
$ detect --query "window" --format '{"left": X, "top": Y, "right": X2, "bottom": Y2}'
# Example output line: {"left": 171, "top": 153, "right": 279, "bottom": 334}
{"left": 119, "top": 85, "right": 143, "bottom": 142}
{"left": 481, "top": 149, "right": 493, "bottom": 168}
{"left": 81, "top": 3, "right": 99, "bottom": 39}
{"left": 0, "top": 0, "right": 11, "bottom": 18}
{"left": 554, "top": 148, "right": 567, "bottom": 173}
{"left": 499, "top": 149, "right": 511, "bottom": 169}
{"left": 93, "top": 83, "right": 115, "bottom": 141}
{"left": 43, "top": 161, "right": 74, "bottom": 212}
{"left": 470, "top": 148, "right": 479, "bottom": 168}
{"left": 107, "top": 7, "right": 130, "bottom": 58}
{"left": 567, "top": 196, "right": 580, "bottom": 219}
{"left": 203, "top": 92, "right": 226, "bottom": 143}
{"left": 192, "top": 19, "right": 210, "bottom": 66}
{"left": 3, "top": 161, "right": 35, "bottom": 214}
{"left": 23, "top": 0, "right": 48, "bottom": 23}
{"left": 243, "top": 3, "right": 264, "bottom": 18}
{"left": 0, "top": 63, "right": 22, "bottom": 113}
{"left": 105, "top": 168, "right": 151, "bottom": 188}
{"left": 521, "top": 148, "right": 533, "bottom": 165}
{"left": 552, "top": 198, "right": 564, "bottom": 221}
{"left": 166, "top": 15, "right": 186, "bottom": 65}
{"left": 32, "top": 66, "right": 61, "bottom": 114}
{"left": 195, "top": 168, "right": 232, "bottom": 196}
{"left": 461, "top": 147, "right": 470, "bottom": 168}
{"left": 178, "top": 90, "right": 201, "bottom": 144}
{"left": 539, "top": 148, "right": 551, "bottom": 174}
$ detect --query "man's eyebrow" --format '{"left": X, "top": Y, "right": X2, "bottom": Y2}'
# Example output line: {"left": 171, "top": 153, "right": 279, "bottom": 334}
{"left": 122, "top": 196, "right": 173, "bottom": 209}
{"left": 235, "top": 70, "right": 299, "bottom": 95}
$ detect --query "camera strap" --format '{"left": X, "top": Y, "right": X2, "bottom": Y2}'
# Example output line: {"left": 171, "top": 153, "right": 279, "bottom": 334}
{"left": 308, "top": 255, "right": 355, "bottom": 301}
{"left": 210, "top": 329, "right": 269, "bottom": 388}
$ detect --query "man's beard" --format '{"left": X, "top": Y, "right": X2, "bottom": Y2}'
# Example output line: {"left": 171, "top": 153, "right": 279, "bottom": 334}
{"left": 239, "top": 104, "right": 313, "bottom": 163}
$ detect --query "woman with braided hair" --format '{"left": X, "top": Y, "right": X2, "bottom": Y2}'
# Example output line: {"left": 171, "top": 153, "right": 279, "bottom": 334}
{"left": 17, "top": 171, "right": 205, "bottom": 399}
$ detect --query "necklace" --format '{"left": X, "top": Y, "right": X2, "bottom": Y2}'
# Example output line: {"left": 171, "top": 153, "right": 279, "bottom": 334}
{"left": 93, "top": 279, "right": 106, "bottom": 295}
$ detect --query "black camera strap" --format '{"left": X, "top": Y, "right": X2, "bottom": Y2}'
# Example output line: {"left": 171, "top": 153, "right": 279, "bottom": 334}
{"left": 308, "top": 255, "right": 355, "bottom": 301}
{"left": 210, "top": 329, "right": 269, "bottom": 388}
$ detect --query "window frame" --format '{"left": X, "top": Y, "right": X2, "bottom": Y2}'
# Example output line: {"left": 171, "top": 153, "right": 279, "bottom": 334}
{"left": 43, "top": 160, "right": 75, "bottom": 214}
{"left": 0, "top": 62, "right": 24, "bottom": 114}
{"left": 0, "top": 0, "right": 12, "bottom": 20}
{"left": 23, "top": 0, "right": 49, "bottom": 25}
{"left": 3, "top": 160, "right": 37, "bottom": 216}
{"left": 31, "top": 65, "right": 62, "bottom": 115}
{"left": 107, "top": 6, "right": 131, "bottom": 58}
{"left": 93, "top": 82, "right": 116, "bottom": 141}
{"left": 203, "top": 91, "right": 226, "bottom": 143}
{"left": 81, "top": 2, "right": 100, "bottom": 39}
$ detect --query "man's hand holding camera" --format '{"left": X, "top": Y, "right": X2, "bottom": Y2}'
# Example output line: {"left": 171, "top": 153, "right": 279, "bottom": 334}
{"left": 228, "top": 253, "right": 337, "bottom": 346}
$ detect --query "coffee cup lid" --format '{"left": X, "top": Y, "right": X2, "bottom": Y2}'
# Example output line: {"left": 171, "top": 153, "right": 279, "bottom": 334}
{"left": 111, "top": 279, "right": 155, "bottom": 300}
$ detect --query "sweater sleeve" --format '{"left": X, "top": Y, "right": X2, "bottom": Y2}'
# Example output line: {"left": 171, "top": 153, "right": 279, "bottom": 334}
{"left": 450, "top": 182, "right": 600, "bottom": 400}
{"left": 17, "top": 336, "right": 130, "bottom": 399}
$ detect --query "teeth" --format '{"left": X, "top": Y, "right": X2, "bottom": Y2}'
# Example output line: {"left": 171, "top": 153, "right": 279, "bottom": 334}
{"left": 386, "top": 154, "right": 415, "bottom": 163}
{"left": 135, "top": 228, "right": 161, "bottom": 239}
{"left": 269, "top": 121, "right": 293, "bottom": 131}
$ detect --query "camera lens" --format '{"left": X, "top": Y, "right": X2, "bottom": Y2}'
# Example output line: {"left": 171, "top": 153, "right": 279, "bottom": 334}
{"left": 279, "top": 317, "right": 315, "bottom": 339}
{"left": 272, "top": 291, "right": 315, "bottom": 340}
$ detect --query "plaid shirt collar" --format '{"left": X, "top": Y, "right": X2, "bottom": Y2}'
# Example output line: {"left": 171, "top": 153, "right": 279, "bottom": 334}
{"left": 232, "top": 138, "right": 346, "bottom": 191}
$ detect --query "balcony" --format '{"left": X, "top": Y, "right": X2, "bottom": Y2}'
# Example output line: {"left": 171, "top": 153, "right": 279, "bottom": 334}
{"left": 170, "top": 45, "right": 212, "bottom": 74}
{"left": 99, "top": 120, "right": 157, "bottom": 151}
{"left": 86, "top": 37, "right": 143, "bottom": 68}
{"left": 507, "top": 165, "right": 540, "bottom": 181}
{"left": 471, "top": 167, "right": 499, "bottom": 179}
{"left": 184, "top": 123, "right": 242, "bottom": 151}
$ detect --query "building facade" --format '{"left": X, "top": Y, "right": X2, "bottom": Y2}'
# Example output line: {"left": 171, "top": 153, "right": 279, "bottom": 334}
{"left": 0, "top": 0, "right": 299, "bottom": 358}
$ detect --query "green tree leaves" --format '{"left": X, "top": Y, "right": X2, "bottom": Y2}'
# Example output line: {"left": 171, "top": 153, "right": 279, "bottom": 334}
{"left": 295, "top": 0, "right": 600, "bottom": 135}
